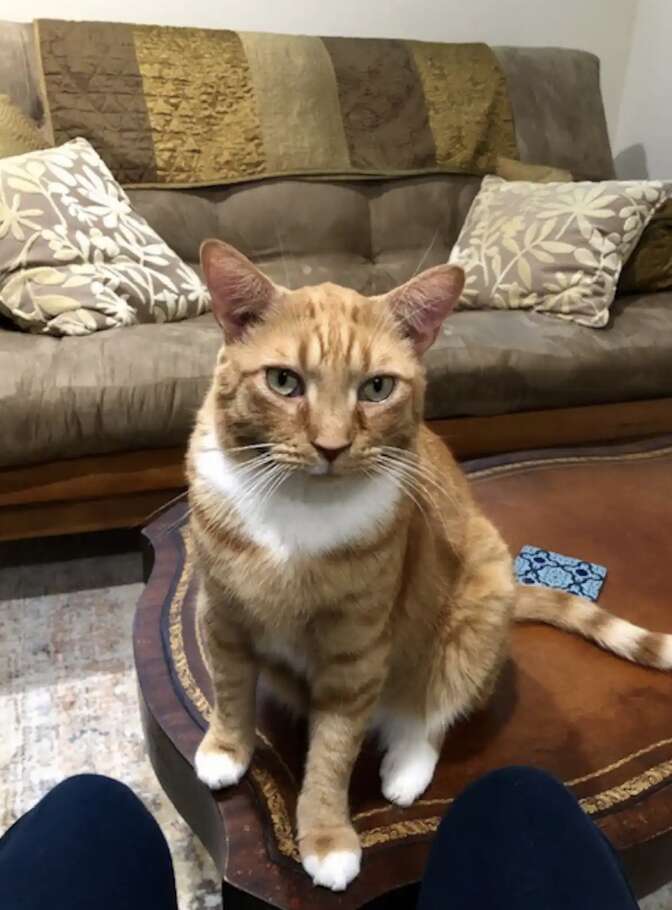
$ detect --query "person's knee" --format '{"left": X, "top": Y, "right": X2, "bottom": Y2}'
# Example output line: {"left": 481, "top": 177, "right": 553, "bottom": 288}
{"left": 429, "top": 765, "right": 581, "bottom": 870}
{"left": 473, "top": 765, "right": 566, "bottom": 799}
{"left": 50, "top": 773, "right": 132, "bottom": 799}
{"left": 41, "top": 773, "right": 154, "bottom": 841}
{"left": 449, "top": 765, "right": 575, "bottom": 830}
{"left": 47, "top": 774, "right": 139, "bottom": 813}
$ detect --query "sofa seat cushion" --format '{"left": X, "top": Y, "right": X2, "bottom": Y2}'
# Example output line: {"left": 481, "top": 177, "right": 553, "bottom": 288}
{"left": 426, "top": 293, "right": 672, "bottom": 418}
{"left": 1, "top": 294, "right": 671, "bottom": 469}
{"left": 0, "top": 314, "right": 221, "bottom": 469}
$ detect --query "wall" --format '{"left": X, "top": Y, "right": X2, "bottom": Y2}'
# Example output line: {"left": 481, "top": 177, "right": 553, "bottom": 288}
{"left": 13, "top": 0, "right": 639, "bottom": 147}
{"left": 614, "top": 0, "right": 671, "bottom": 178}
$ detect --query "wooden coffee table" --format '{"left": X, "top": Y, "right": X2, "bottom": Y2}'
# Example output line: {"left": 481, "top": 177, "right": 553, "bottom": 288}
{"left": 134, "top": 437, "right": 672, "bottom": 909}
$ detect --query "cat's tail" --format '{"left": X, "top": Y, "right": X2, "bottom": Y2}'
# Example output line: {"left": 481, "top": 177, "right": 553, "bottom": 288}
{"left": 514, "top": 585, "right": 672, "bottom": 670}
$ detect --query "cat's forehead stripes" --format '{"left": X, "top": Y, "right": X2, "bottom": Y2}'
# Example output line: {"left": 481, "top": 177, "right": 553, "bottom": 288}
{"left": 263, "top": 284, "right": 393, "bottom": 375}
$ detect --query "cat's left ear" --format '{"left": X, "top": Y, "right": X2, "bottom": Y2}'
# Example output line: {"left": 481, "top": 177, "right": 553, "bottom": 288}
{"left": 385, "top": 264, "right": 465, "bottom": 355}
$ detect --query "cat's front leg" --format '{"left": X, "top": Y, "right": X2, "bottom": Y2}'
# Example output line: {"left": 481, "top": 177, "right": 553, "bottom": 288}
{"left": 298, "top": 610, "right": 390, "bottom": 891}
{"left": 194, "top": 582, "right": 258, "bottom": 790}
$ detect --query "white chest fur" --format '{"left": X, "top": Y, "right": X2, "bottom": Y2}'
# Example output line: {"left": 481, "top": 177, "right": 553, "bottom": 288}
{"left": 195, "top": 432, "right": 401, "bottom": 561}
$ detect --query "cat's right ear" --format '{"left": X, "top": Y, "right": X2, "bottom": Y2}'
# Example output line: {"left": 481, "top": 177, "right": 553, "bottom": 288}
{"left": 200, "top": 240, "right": 278, "bottom": 342}
{"left": 385, "top": 264, "right": 464, "bottom": 355}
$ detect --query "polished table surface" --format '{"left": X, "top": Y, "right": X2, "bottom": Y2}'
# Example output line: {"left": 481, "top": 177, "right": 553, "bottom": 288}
{"left": 135, "top": 436, "right": 672, "bottom": 908}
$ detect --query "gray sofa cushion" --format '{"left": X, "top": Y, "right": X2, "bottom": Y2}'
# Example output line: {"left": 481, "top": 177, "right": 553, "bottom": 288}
{"left": 426, "top": 293, "right": 672, "bottom": 418}
{"left": 1, "top": 292, "right": 670, "bottom": 469}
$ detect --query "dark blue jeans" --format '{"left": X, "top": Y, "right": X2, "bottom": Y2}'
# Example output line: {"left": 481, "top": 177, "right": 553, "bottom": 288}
{"left": 417, "top": 766, "right": 638, "bottom": 909}
{"left": 0, "top": 774, "right": 178, "bottom": 910}
{"left": 0, "top": 768, "right": 637, "bottom": 909}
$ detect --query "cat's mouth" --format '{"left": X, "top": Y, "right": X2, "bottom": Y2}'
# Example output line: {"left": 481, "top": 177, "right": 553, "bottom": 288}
{"left": 306, "top": 460, "right": 360, "bottom": 478}
{"left": 308, "top": 461, "right": 332, "bottom": 477}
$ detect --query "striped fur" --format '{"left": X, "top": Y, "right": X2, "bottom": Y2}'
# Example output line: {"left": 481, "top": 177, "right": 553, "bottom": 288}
{"left": 188, "top": 241, "right": 670, "bottom": 892}
{"left": 515, "top": 586, "right": 672, "bottom": 670}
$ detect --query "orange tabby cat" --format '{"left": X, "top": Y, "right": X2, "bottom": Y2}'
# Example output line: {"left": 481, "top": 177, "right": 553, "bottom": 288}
{"left": 187, "top": 240, "right": 672, "bottom": 892}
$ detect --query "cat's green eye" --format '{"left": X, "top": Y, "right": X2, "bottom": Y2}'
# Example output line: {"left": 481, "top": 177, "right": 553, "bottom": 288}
{"left": 358, "top": 375, "right": 396, "bottom": 403}
{"left": 266, "top": 367, "right": 304, "bottom": 398}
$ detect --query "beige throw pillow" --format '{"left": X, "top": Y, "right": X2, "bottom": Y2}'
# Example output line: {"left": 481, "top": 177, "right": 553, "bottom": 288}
{"left": 0, "top": 138, "right": 210, "bottom": 335}
{"left": 0, "top": 95, "right": 49, "bottom": 159}
{"left": 450, "top": 176, "right": 667, "bottom": 327}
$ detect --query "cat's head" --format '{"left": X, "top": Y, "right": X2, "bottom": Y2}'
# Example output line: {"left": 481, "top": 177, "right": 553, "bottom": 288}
{"left": 201, "top": 240, "right": 463, "bottom": 477}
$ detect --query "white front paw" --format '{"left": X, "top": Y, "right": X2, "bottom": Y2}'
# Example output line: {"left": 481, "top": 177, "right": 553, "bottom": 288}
{"left": 381, "top": 740, "right": 438, "bottom": 807}
{"left": 194, "top": 746, "right": 248, "bottom": 790}
{"left": 303, "top": 849, "right": 361, "bottom": 891}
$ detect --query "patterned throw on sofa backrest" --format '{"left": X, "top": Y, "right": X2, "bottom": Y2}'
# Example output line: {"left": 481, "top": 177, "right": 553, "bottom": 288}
{"left": 0, "top": 20, "right": 616, "bottom": 295}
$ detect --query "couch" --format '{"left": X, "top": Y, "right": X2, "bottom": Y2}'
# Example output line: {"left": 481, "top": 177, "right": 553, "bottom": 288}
{"left": 1, "top": 22, "right": 671, "bottom": 541}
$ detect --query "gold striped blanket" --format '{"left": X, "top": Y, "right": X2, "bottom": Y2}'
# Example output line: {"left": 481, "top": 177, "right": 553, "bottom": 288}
{"left": 35, "top": 19, "right": 518, "bottom": 188}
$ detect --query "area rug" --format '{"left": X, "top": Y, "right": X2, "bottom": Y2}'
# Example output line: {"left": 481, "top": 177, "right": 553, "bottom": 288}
{"left": 0, "top": 538, "right": 668, "bottom": 909}
{"left": 0, "top": 540, "right": 220, "bottom": 910}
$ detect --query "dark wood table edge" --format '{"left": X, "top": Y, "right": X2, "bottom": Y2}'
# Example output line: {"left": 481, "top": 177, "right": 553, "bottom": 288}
{"left": 134, "top": 435, "right": 672, "bottom": 907}
{"left": 461, "top": 433, "right": 672, "bottom": 475}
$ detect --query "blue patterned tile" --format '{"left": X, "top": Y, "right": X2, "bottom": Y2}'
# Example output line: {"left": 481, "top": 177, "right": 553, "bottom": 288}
{"left": 515, "top": 545, "right": 606, "bottom": 602}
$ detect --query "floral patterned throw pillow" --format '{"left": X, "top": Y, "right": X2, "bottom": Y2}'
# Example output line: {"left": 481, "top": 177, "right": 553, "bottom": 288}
{"left": 0, "top": 138, "right": 210, "bottom": 335}
{"left": 450, "top": 176, "right": 667, "bottom": 328}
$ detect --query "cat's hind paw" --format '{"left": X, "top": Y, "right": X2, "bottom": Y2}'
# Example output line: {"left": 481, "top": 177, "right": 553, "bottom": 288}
{"left": 381, "top": 738, "right": 438, "bottom": 807}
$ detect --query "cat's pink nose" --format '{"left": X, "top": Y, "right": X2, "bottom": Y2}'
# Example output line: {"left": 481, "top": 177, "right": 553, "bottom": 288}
{"left": 313, "top": 442, "right": 351, "bottom": 463}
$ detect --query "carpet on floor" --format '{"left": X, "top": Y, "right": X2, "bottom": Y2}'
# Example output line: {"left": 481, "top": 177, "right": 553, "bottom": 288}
{"left": 0, "top": 538, "right": 220, "bottom": 910}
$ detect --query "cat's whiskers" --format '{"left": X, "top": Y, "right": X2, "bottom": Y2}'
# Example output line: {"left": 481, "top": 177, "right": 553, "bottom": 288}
{"left": 160, "top": 503, "right": 194, "bottom": 538}
{"left": 237, "top": 462, "right": 287, "bottom": 510}
{"left": 379, "top": 460, "right": 449, "bottom": 502}
{"left": 198, "top": 442, "right": 271, "bottom": 459}
{"left": 246, "top": 469, "right": 293, "bottom": 520}
{"left": 365, "top": 464, "right": 433, "bottom": 532}
{"left": 274, "top": 222, "right": 291, "bottom": 288}
{"left": 367, "top": 225, "right": 443, "bottom": 348}
{"left": 195, "top": 442, "right": 294, "bottom": 522}
{"left": 239, "top": 449, "right": 299, "bottom": 508}
{"left": 411, "top": 225, "right": 441, "bottom": 279}
{"left": 367, "top": 298, "right": 399, "bottom": 349}
{"left": 144, "top": 489, "right": 188, "bottom": 526}
{"left": 259, "top": 467, "right": 292, "bottom": 508}
{"left": 379, "top": 447, "right": 459, "bottom": 507}
{"left": 195, "top": 457, "right": 281, "bottom": 525}
{"left": 225, "top": 443, "right": 273, "bottom": 455}
{"left": 266, "top": 448, "right": 309, "bottom": 469}
{"left": 233, "top": 453, "right": 276, "bottom": 478}
{"left": 375, "top": 455, "right": 459, "bottom": 541}
{"left": 378, "top": 448, "right": 443, "bottom": 489}
{"left": 373, "top": 449, "right": 458, "bottom": 520}
{"left": 379, "top": 457, "right": 439, "bottom": 496}
{"left": 377, "top": 461, "right": 437, "bottom": 513}
{"left": 380, "top": 465, "right": 457, "bottom": 533}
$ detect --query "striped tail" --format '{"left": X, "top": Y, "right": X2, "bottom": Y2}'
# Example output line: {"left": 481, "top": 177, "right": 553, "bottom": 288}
{"left": 515, "top": 585, "right": 672, "bottom": 671}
